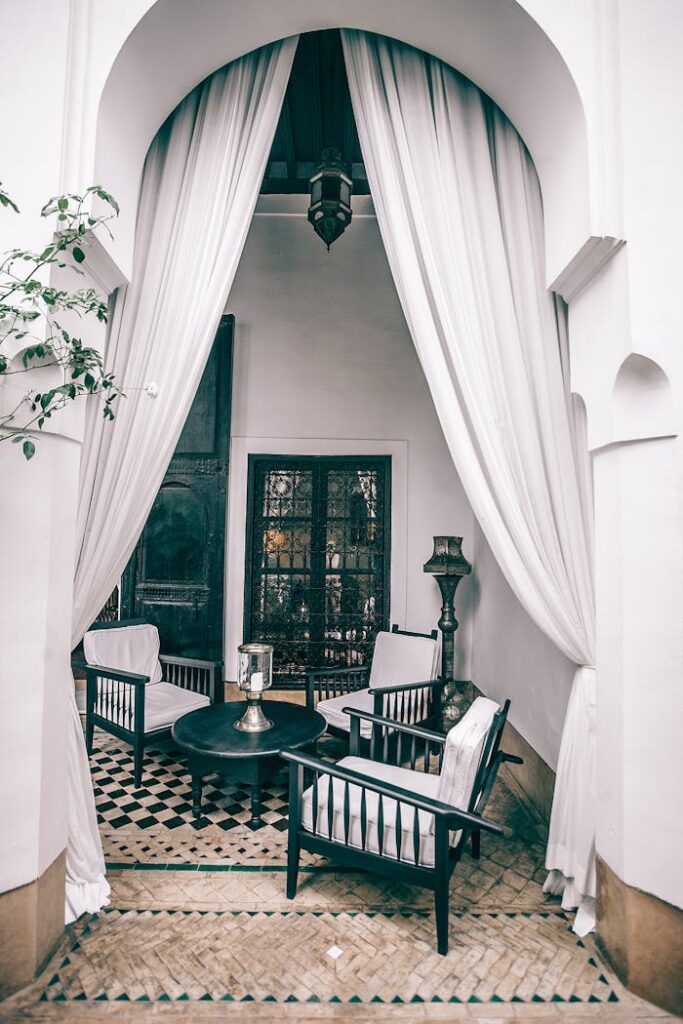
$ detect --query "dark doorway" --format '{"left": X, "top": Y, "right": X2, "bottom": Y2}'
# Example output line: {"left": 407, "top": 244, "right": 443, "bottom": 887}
{"left": 121, "top": 315, "right": 233, "bottom": 664}
{"left": 244, "top": 455, "right": 391, "bottom": 685}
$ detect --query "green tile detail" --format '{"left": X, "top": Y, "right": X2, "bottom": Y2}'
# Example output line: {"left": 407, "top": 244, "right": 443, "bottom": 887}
{"left": 349, "top": 995, "right": 362, "bottom": 1003}
{"left": 532, "top": 994, "right": 545, "bottom": 1002}
{"left": 241, "top": 994, "right": 255, "bottom": 1001}
{"left": 115, "top": 993, "right": 130, "bottom": 1001}
{"left": 410, "top": 994, "right": 424, "bottom": 1003}
{"left": 220, "top": 993, "right": 234, "bottom": 1001}
{"left": 53, "top": 993, "right": 67, "bottom": 1002}
{"left": 329, "top": 995, "right": 342, "bottom": 1003}
{"left": 94, "top": 993, "right": 108, "bottom": 1001}
{"left": 598, "top": 973, "right": 609, "bottom": 984}
{"left": 136, "top": 994, "right": 150, "bottom": 1001}
{"left": 551, "top": 993, "right": 565, "bottom": 1002}
{"left": 48, "top": 974, "right": 60, "bottom": 987}
{"left": 306, "top": 994, "right": 321, "bottom": 1003}
{"left": 263, "top": 995, "right": 277, "bottom": 1002}
{"left": 177, "top": 993, "right": 189, "bottom": 1001}
{"left": 608, "top": 991, "right": 620, "bottom": 1002}
{"left": 490, "top": 994, "right": 503, "bottom": 1002}
{"left": 468, "top": 995, "right": 482, "bottom": 1003}
{"left": 448, "top": 996, "right": 462, "bottom": 1003}
{"left": 370, "top": 995, "right": 384, "bottom": 1003}
{"left": 158, "top": 993, "right": 171, "bottom": 1001}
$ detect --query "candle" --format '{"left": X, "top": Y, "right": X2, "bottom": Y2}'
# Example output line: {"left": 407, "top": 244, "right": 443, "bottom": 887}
{"left": 250, "top": 671, "right": 264, "bottom": 693}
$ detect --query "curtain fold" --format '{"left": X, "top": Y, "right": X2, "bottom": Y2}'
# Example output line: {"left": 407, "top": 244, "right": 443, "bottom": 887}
{"left": 341, "top": 30, "right": 597, "bottom": 931}
{"left": 66, "top": 37, "right": 298, "bottom": 923}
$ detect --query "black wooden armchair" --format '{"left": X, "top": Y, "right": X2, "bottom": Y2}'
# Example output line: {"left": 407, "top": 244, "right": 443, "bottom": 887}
{"left": 283, "top": 697, "right": 521, "bottom": 955}
{"left": 306, "top": 624, "right": 442, "bottom": 739}
{"left": 76, "top": 618, "right": 223, "bottom": 786}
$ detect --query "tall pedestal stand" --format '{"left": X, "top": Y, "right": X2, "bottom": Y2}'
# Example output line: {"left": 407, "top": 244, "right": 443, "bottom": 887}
{"left": 423, "top": 537, "right": 472, "bottom": 724}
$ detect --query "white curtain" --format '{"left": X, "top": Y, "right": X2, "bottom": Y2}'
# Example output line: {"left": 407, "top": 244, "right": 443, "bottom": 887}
{"left": 66, "top": 37, "right": 298, "bottom": 923}
{"left": 341, "top": 31, "right": 597, "bottom": 932}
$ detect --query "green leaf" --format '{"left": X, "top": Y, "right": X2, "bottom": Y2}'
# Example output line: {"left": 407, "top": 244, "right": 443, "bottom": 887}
{"left": 22, "top": 440, "right": 35, "bottom": 460}
{"left": 72, "top": 245, "right": 85, "bottom": 263}
{"left": 57, "top": 198, "right": 68, "bottom": 211}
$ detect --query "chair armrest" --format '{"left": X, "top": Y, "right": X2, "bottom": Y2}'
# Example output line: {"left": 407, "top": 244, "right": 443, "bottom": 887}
{"left": 281, "top": 748, "right": 505, "bottom": 836}
{"left": 502, "top": 752, "right": 523, "bottom": 765}
{"left": 368, "top": 677, "right": 442, "bottom": 696}
{"left": 73, "top": 662, "right": 150, "bottom": 685}
{"left": 159, "top": 654, "right": 220, "bottom": 671}
{"left": 305, "top": 665, "right": 369, "bottom": 709}
{"left": 343, "top": 708, "right": 446, "bottom": 746}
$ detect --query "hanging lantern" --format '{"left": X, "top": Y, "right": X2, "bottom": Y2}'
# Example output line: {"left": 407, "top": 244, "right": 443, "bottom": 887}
{"left": 307, "top": 147, "right": 353, "bottom": 250}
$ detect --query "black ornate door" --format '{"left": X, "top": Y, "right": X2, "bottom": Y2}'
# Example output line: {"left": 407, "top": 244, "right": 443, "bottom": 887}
{"left": 244, "top": 455, "right": 391, "bottom": 684}
{"left": 121, "top": 315, "right": 233, "bottom": 663}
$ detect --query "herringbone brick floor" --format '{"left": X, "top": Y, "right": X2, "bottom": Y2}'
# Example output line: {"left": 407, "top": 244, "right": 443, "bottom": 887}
{"left": 0, "top": 732, "right": 675, "bottom": 1022}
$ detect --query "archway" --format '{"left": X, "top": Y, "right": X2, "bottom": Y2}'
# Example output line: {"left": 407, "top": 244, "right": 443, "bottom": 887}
{"left": 95, "top": 0, "right": 591, "bottom": 285}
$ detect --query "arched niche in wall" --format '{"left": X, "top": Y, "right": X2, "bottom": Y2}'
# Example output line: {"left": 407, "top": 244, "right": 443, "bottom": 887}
{"left": 612, "top": 353, "right": 677, "bottom": 445}
{"left": 95, "top": 0, "right": 591, "bottom": 285}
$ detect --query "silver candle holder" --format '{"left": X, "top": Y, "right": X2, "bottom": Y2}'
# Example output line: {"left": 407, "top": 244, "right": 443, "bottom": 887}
{"left": 234, "top": 643, "right": 274, "bottom": 732}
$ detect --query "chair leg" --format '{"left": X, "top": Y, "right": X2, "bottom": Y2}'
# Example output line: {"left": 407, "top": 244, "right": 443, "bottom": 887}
{"left": 133, "top": 741, "right": 144, "bottom": 789}
{"left": 471, "top": 830, "right": 481, "bottom": 860}
{"left": 286, "top": 833, "right": 300, "bottom": 899}
{"left": 434, "top": 860, "right": 450, "bottom": 956}
{"left": 85, "top": 715, "right": 94, "bottom": 756}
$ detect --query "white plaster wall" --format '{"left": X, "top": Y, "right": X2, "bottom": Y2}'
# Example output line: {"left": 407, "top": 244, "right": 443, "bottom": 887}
{"left": 0, "top": 0, "right": 75, "bottom": 894}
{"left": 470, "top": 524, "right": 574, "bottom": 772}
{"left": 224, "top": 196, "right": 475, "bottom": 681}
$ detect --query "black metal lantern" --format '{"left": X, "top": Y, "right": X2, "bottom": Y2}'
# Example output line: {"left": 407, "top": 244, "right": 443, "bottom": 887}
{"left": 307, "top": 147, "right": 353, "bottom": 250}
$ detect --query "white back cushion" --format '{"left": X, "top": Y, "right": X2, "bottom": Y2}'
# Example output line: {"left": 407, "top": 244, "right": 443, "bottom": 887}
{"left": 84, "top": 623, "right": 163, "bottom": 684}
{"left": 437, "top": 696, "right": 499, "bottom": 811}
{"left": 368, "top": 630, "right": 438, "bottom": 690}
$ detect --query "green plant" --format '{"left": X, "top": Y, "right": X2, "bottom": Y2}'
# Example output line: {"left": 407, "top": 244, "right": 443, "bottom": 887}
{"left": 0, "top": 183, "right": 121, "bottom": 459}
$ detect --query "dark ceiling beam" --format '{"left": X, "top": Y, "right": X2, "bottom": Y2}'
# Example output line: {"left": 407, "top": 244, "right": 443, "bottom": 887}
{"left": 280, "top": 95, "right": 296, "bottom": 181}
{"left": 343, "top": 94, "right": 356, "bottom": 171}
{"left": 307, "top": 35, "right": 323, "bottom": 160}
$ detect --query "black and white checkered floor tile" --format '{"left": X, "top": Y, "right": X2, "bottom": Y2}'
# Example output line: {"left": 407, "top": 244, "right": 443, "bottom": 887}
{"left": 90, "top": 740, "right": 290, "bottom": 833}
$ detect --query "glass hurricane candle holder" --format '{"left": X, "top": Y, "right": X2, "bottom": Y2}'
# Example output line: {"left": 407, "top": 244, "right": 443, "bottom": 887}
{"left": 234, "top": 642, "right": 274, "bottom": 732}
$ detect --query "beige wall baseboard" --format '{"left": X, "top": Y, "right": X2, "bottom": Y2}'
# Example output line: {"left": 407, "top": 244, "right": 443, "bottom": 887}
{"left": 596, "top": 855, "right": 683, "bottom": 1017}
{"left": 0, "top": 850, "right": 65, "bottom": 1001}
{"left": 470, "top": 681, "right": 555, "bottom": 823}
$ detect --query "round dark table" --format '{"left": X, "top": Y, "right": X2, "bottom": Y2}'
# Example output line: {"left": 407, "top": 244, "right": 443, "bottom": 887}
{"left": 171, "top": 700, "right": 326, "bottom": 825}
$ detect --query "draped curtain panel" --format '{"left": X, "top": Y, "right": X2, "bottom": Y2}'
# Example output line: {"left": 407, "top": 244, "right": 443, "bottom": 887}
{"left": 66, "top": 37, "right": 298, "bottom": 923}
{"left": 341, "top": 30, "right": 597, "bottom": 932}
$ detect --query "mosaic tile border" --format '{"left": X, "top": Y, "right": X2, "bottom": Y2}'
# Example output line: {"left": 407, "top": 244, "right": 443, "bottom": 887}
{"left": 39, "top": 908, "right": 619, "bottom": 1006}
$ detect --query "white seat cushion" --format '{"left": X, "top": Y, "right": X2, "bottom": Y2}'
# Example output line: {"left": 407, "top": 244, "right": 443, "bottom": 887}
{"left": 84, "top": 623, "right": 163, "bottom": 684}
{"left": 302, "top": 754, "right": 441, "bottom": 867}
{"left": 368, "top": 630, "right": 438, "bottom": 690}
{"left": 143, "top": 682, "right": 209, "bottom": 733}
{"left": 316, "top": 688, "right": 374, "bottom": 736}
